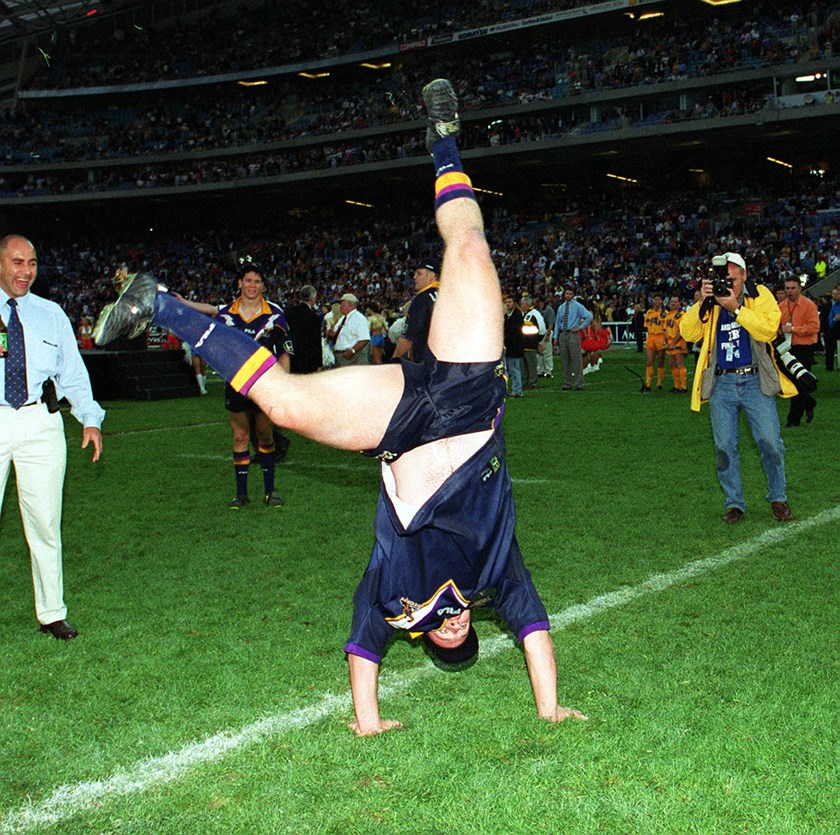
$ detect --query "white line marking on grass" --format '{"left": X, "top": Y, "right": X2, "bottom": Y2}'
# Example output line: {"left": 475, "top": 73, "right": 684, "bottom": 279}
{"left": 544, "top": 504, "right": 840, "bottom": 629}
{"left": 107, "top": 421, "right": 227, "bottom": 437}
{"left": 3, "top": 506, "right": 838, "bottom": 834}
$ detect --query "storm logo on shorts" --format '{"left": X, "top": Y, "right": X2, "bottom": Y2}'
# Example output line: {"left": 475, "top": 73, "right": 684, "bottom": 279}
{"left": 386, "top": 580, "right": 469, "bottom": 634}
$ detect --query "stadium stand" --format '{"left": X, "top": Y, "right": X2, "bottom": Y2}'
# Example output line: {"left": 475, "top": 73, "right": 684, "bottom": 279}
{"left": 0, "top": 0, "right": 837, "bottom": 350}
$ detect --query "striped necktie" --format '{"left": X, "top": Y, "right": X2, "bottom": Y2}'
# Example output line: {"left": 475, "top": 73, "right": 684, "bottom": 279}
{"left": 5, "top": 299, "right": 28, "bottom": 409}
{"left": 562, "top": 301, "right": 571, "bottom": 331}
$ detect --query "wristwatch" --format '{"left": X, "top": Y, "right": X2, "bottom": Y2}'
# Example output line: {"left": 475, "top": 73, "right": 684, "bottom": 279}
{"left": 733, "top": 305, "right": 742, "bottom": 317}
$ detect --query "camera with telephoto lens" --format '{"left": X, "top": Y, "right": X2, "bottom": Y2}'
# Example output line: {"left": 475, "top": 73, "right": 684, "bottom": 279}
{"left": 772, "top": 333, "right": 817, "bottom": 393}
{"left": 710, "top": 255, "right": 733, "bottom": 297}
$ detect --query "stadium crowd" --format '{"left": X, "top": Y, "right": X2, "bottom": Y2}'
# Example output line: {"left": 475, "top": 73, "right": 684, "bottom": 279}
{"left": 23, "top": 0, "right": 830, "bottom": 92}
{"left": 37, "top": 173, "right": 840, "bottom": 341}
{"left": 6, "top": 1, "right": 838, "bottom": 355}
{"left": 0, "top": 0, "right": 834, "bottom": 178}
{"left": 0, "top": 82, "right": 780, "bottom": 199}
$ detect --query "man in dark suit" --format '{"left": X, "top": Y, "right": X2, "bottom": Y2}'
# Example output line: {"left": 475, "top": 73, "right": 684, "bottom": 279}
{"left": 285, "top": 284, "right": 322, "bottom": 374}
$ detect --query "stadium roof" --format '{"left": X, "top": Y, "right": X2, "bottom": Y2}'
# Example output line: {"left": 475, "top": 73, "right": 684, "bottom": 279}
{"left": 0, "top": 1, "right": 101, "bottom": 33}
{"left": 0, "top": 1, "right": 234, "bottom": 43}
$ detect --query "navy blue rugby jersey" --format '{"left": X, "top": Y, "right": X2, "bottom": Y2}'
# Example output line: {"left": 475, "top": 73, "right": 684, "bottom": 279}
{"left": 216, "top": 298, "right": 294, "bottom": 358}
{"left": 345, "top": 431, "right": 549, "bottom": 663}
{"left": 402, "top": 281, "right": 439, "bottom": 362}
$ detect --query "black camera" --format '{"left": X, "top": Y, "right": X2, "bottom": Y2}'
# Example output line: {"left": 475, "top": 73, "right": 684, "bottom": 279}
{"left": 772, "top": 334, "right": 817, "bottom": 393}
{"left": 710, "top": 255, "right": 733, "bottom": 297}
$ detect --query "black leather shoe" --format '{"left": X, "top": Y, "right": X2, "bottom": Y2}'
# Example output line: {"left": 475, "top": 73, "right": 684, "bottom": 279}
{"left": 39, "top": 620, "right": 78, "bottom": 640}
{"left": 771, "top": 501, "right": 793, "bottom": 522}
{"left": 783, "top": 421, "right": 799, "bottom": 428}
{"left": 722, "top": 507, "right": 744, "bottom": 524}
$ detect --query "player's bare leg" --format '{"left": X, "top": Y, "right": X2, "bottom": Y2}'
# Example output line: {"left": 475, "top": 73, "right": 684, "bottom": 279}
{"left": 93, "top": 272, "right": 405, "bottom": 452}
{"left": 422, "top": 80, "right": 503, "bottom": 364}
{"left": 381, "top": 81, "right": 501, "bottom": 504}
{"left": 248, "top": 362, "right": 403, "bottom": 451}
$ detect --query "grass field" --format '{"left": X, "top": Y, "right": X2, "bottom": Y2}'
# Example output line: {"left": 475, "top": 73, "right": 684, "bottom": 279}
{"left": 1, "top": 348, "right": 837, "bottom": 834}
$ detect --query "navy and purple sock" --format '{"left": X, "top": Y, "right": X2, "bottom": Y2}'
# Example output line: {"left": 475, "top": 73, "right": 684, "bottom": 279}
{"left": 153, "top": 293, "right": 276, "bottom": 395}
{"left": 430, "top": 135, "right": 476, "bottom": 211}
{"left": 233, "top": 450, "right": 250, "bottom": 498}
{"left": 258, "top": 445, "right": 276, "bottom": 495}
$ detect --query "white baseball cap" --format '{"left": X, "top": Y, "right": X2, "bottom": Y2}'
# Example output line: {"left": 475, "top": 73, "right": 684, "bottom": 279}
{"left": 725, "top": 252, "right": 746, "bottom": 271}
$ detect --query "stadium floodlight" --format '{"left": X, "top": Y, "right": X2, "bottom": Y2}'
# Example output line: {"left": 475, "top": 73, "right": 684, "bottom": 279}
{"left": 699, "top": 0, "right": 742, "bottom": 6}
{"left": 767, "top": 156, "right": 793, "bottom": 169}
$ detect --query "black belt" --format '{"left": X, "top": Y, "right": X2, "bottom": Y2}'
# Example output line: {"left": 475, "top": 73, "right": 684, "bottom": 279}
{"left": 2, "top": 399, "right": 41, "bottom": 408}
{"left": 715, "top": 366, "right": 757, "bottom": 376}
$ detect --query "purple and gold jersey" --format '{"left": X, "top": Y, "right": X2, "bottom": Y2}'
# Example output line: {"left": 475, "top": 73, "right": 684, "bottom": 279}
{"left": 345, "top": 431, "right": 550, "bottom": 664}
{"left": 216, "top": 298, "right": 293, "bottom": 358}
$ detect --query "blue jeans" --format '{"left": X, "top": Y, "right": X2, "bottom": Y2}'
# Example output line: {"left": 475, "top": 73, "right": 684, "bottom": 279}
{"left": 708, "top": 373, "right": 786, "bottom": 511}
{"left": 505, "top": 355, "right": 523, "bottom": 395}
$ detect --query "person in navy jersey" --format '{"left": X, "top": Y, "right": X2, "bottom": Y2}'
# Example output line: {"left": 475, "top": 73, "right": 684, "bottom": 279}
{"left": 392, "top": 262, "right": 439, "bottom": 362}
{"left": 174, "top": 259, "right": 292, "bottom": 509}
{"left": 94, "top": 80, "right": 587, "bottom": 735}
